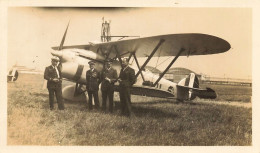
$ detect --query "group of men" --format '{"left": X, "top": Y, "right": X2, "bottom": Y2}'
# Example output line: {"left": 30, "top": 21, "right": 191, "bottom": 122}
{"left": 44, "top": 56, "right": 135, "bottom": 117}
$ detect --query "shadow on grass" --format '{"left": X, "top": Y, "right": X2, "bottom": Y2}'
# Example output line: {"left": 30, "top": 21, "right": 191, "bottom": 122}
{"left": 132, "top": 101, "right": 174, "bottom": 105}
{"left": 114, "top": 102, "right": 179, "bottom": 119}
{"left": 132, "top": 100, "right": 200, "bottom": 106}
{"left": 63, "top": 100, "right": 86, "bottom": 105}
{"left": 29, "top": 92, "right": 48, "bottom": 97}
{"left": 132, "top": 106, "right": 179, "bottom": 119}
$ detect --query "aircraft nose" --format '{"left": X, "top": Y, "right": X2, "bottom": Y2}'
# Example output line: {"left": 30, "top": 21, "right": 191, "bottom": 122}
{"left": 51, "top": 50, "right": 63, "bottom": 58}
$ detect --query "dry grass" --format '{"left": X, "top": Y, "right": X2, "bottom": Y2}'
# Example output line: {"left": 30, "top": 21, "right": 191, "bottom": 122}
{"left": 7, "top": 74, "right": 252, "bottom": 146}
{"left": 200, "top": 84, "right": 252, "bottom": 102}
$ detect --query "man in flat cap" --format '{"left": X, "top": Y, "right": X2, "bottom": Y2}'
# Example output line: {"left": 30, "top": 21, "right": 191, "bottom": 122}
{"left": 86, "top": 61, "right": 100, "bottom": 110}
{"left": 118, "top": 58, "right": 136, "bottom": 117}
{"left": 44, "top": 56, "right": 64, "bottom": 110}
{"left": 100, "top": 59, "right": 118, "bottom": 113}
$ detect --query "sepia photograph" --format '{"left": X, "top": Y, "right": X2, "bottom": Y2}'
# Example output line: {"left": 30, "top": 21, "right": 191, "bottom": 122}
{"left": 1, "top": 1, "right": 259, "bottom": 153}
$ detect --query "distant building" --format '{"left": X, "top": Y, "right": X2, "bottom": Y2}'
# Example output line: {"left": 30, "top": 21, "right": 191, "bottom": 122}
{"left": 145, "top": 66, "right": 161, "bottom": 75}
{"left": 11, "top": 65, "right": 43, "bottom": 74}
{"left": 202, "top": 76, "right": 252, "bottom": 86}
{"left": 144, "top": 66, "right": 201, "bottom": 83}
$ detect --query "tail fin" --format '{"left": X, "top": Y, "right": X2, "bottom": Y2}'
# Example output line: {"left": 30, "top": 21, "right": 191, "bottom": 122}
{"left": 177, "top": 73, "right": 216, "bottom": 101}
{"left": 7, "top": 68, "right": 18, "bottom": 82}
{"left": 177, "top": 73, "right": 199, "bottom": 101}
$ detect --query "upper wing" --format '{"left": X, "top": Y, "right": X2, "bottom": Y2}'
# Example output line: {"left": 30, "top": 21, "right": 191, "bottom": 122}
{"left": 52, "top": 33, "right": 231, "bottom": 57}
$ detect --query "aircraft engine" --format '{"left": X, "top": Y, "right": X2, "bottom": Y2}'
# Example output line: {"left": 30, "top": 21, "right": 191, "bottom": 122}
{"left": 51, "top": 49, "right": 105, "bottom": 84}
{"left": 176, "top": 73, "right": 199, "bottom": 101}
{"left": 51, "top": 49, "right": 104, "bottom": 64}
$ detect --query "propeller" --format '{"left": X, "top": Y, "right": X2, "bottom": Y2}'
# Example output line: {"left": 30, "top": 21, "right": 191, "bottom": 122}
{"left": 58, "top": 21, "right": 70, "bottom": 51}
{"left": 53, "top": 21, "right": 70, "bottom": 69}
{"left": 44, "top": 21, "right": 70, "bottom": 90}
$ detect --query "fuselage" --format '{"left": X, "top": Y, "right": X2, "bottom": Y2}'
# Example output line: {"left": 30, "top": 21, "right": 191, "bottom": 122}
{"left": 51, "top": 49, "right": 177, "bottom": 97}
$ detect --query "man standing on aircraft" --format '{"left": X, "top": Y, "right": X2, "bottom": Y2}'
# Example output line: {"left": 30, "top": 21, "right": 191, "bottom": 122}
{"left": 100, "top": 59, "right": 118, "bottom": 113}
{"left": 118, "top": 58, "right": 136, "bottom": 117}
{"left": 101, "top": 20, "right": 110, "bottom": 42}
{"left": 44, "top": 56, "right": 64, "bottom": 110}
{"left": 86, "top": 61, "right": 100, "bottom": 110}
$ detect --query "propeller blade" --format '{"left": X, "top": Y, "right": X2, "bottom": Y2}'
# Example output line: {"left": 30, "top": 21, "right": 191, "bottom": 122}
{"left": 58, "top": 21, "right": 70, "bottom": 50}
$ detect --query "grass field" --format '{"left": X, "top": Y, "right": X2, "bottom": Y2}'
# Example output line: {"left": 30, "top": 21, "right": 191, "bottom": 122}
{"left": 7, "top": 74, "right": 252, "bottom": 145}
{"left": 200, "top": 84, "right": 252, "bottom": 102}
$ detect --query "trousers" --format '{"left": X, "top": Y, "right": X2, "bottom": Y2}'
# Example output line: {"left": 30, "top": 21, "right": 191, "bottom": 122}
{"left": 102, "top": 90, "right": 114, "bottom": 112}
{"left": 48, "top": 87, "right": 64, "bottom": 110}
{"left": 87, "top": 91, "right": 99, "bottom": 109}
{"left": 119, "top": 87, "right": 131, "bottom": 116}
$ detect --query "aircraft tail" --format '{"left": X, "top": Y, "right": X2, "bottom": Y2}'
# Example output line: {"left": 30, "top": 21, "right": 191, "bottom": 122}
{"left": 7, "top": 68, "right": 19, "bottom": 82}
{"left": 176, "top": 73, "right": 216, "bottom": 101}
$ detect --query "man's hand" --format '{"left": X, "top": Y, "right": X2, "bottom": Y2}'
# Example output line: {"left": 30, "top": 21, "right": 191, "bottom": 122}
{"left": 53, "top": 78, "right": 59, "bottom": 82}
{"left": 105, "top": 77, "right": 111, "bottom": 83}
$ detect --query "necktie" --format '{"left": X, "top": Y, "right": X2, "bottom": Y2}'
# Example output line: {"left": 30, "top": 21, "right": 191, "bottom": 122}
{"left": 123, "top": 66, "right": 128, "bottom": 71}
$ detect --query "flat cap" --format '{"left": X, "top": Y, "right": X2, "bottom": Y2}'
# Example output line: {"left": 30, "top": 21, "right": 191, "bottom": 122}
{"left": 88, "top": 60, "right": 95, "bottom": 65}
{"left": 121, "top": 57, "right": 129, "bottom": 63}
{"left": 51, "top": 56, "right": 60, "bottom": 61}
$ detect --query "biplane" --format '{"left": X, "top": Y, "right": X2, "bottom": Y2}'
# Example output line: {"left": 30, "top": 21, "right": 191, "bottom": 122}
{"left": 50, "top": 19, "right": 231, "bottom": 102}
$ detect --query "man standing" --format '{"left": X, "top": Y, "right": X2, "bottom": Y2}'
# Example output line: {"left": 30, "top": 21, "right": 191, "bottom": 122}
{"left": 118, "top": 58, "right": 136, "bottom": 117}
{"left": 86, "top": 61, "right": 100, "bottom": 110}
{"left": 44, "top": 56, "right": 64, "bottom": 110}
{"left": 100, "top": 59, "right": 118, "bottom": 113}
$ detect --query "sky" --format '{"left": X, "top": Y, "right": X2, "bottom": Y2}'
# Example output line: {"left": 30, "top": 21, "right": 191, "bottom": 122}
{"left": 7, "top": 7, "right": 252, "bottom": 79}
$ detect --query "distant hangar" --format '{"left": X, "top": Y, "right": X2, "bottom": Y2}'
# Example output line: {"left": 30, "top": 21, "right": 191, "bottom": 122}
{"left": 145, "top": 66, "right": 251, "bottom": 86}
{"left": 145, "top": 66, "right": 201, "bottom": 83}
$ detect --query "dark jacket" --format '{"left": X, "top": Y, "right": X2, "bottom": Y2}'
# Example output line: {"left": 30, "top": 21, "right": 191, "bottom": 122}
{"left": 44, "top": 65, "right": 62, "bottom": 89}
{"left": 119, "top": 66, "right": 136, "bottom": 88}
{"left": 86, "top": 69, "right": 100, "bottom": 91}
{"left": 101, "top": 67, "right": 118, "bottom": 91}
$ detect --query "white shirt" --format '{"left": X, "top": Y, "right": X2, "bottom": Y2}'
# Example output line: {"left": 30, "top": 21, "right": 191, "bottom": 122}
{"left": 52, "top": 65, "right": 60, "bottom": 78}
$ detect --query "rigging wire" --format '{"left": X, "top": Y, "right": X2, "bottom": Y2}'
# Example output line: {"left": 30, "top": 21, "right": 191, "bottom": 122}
{"left": 152, "top": 47, "right": 163, "bottom": 81}
{"left": 155, "top": 47, "right": 162, "bottom": 69}
{"left": 155, "top": 56, "right": 173, "bottom": 68}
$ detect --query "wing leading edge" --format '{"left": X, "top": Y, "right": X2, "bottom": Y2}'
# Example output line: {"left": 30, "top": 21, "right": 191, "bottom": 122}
{"left": 52, "top": 33, "right": 231, "bottom": 57}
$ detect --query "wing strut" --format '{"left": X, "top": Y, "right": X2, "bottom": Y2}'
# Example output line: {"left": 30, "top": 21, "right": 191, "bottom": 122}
{"left": 113, "top": 45, "right": 124, "bottom": 68}
{"left": 153, "top": 48, "right": 185, "bottom": 87}
{"left": 133, "top": 52, "right": 145, "bottom": 81}
{"left": 135, "top": 39, "right": 165, "bottom": 79}
{"left": 105, "top": 45, "right": 124, "bottom": 68}
{"left": 127, "top": 52, "right": 145, "bottom": 81}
